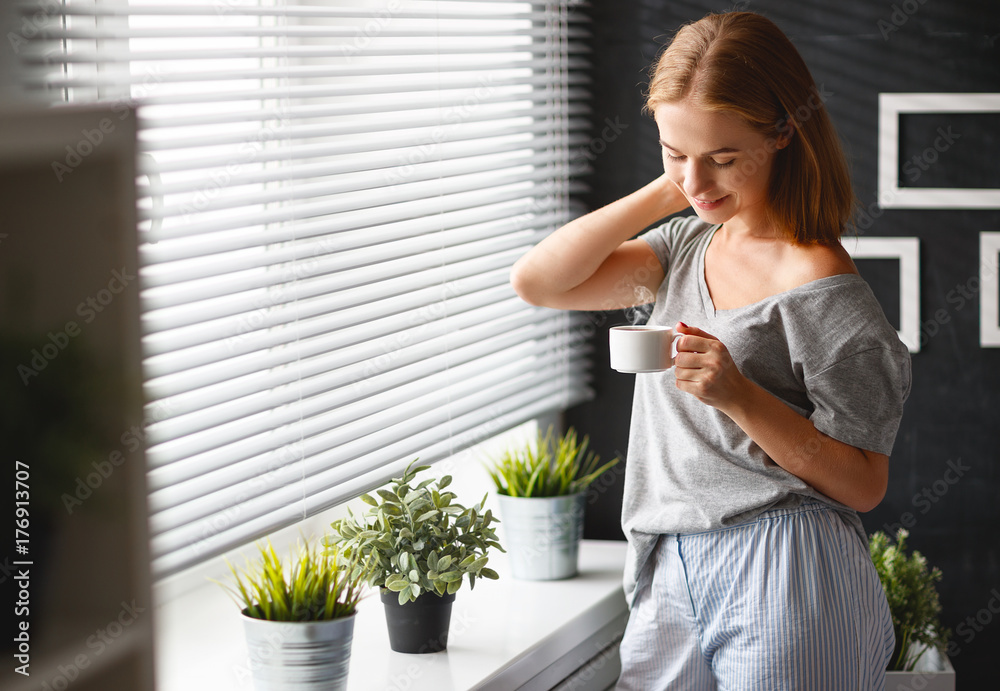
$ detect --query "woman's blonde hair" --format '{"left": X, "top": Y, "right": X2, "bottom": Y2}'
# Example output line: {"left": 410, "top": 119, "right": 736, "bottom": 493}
{"left": 646, "top": 12, "right": 853, "bottom": 245}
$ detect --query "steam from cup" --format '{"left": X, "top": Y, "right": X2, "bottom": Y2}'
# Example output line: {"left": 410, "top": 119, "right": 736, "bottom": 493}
{"left": 623, "top": 286, "right": 655, "bottom": 326}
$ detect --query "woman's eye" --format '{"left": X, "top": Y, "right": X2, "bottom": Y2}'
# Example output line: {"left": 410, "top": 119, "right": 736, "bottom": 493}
{"left": 663, "top": 152, "right": 735, "bottom": 168}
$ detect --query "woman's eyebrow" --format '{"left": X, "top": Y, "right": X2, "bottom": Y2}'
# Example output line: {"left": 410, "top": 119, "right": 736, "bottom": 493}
{"left": 658, "top": 139, "right": 740, "bottom": 156}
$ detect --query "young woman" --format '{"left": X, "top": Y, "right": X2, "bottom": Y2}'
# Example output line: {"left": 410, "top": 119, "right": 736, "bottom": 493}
{"left": 510, "top": 11, "right": 910, "bottom": 690}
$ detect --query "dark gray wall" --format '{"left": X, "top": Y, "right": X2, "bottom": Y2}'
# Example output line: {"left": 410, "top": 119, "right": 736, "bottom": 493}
{"left": 569, "top": 0, "right": 1000, "bottom": 683}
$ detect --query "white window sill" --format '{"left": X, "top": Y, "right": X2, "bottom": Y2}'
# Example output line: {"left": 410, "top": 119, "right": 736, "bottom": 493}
{"left": 154, "top": 423, "right": 628, "bottom": 691}
{"left": 154, "top": 539, "right": 628, "bottom": 691}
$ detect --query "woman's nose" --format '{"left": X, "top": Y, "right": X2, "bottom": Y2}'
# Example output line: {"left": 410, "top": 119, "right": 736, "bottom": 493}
{"left": 683, "top": 162, "right": 714, "bottom": 198}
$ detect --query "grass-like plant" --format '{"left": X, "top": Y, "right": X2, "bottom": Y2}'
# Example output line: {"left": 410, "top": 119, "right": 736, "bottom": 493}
{"left": 869, "top": 529, "right": 950, "bottom": 671}
{"left": 486, "top": 426, "right": 619, "bottom": 498}
{"left": 327, "top": 460, "right": 503, "bottom": 605}
{"left": 218, "top": 537, "right": 363, "bottom": 622}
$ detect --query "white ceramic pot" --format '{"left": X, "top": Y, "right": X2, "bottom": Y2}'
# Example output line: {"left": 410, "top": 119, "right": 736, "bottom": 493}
{"left": 885, "top": 646, "right": 955, "bottom": 691}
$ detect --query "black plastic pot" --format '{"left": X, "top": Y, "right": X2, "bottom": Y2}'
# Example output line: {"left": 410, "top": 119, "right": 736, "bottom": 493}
{"left": 380, "top": 589, "right": 456, "bottom": 654}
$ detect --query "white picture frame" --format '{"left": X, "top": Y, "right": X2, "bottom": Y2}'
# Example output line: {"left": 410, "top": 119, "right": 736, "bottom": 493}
{"left": 845, "top": 236, "right": 921, "bottom": 352}
{"left": 878, "top": 93, "right": 1000, "bottom": 209}
{"left": 981, "top": 232, "right": 1000, "bottom": 347}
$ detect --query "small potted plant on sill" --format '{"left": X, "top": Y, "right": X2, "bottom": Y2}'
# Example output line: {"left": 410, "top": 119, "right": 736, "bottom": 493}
{"left": 485, "top": 426, "right": 619, "bottom": 580}
{"left": 217, "top": 537, "right": 363, "bottom": 691}
{"left": 327, "top": 460, "right": 503, "bottom": 654}
{"left": 870, "top": 529, "right": 955, "bottom": 691}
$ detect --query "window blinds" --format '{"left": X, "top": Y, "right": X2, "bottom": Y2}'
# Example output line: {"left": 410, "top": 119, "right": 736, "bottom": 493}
{"left": 24, "top": 0, "right": 594, "bottom": 578}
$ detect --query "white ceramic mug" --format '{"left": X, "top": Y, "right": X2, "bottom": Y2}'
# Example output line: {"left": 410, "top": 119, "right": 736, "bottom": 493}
{"left": 609, "top": 325, "right": 676, "bottom": 373}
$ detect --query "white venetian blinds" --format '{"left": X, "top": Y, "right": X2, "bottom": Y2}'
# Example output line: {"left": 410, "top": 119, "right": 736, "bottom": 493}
{"left": 23, "top": 0, "right": 593, "bottom": 578}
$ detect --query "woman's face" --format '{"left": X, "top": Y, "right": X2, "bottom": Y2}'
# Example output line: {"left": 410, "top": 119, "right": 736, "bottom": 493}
{"left": 653, "top": 101, "right": 788, "bottom": 234}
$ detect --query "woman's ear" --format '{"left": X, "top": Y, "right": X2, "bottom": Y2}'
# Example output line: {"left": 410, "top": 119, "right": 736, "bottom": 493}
{"left": 775, "top": 125, "right": 794, "bottom": 150}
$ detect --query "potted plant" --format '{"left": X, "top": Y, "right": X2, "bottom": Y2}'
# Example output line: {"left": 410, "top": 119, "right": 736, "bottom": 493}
{"left": 327, "top": 460, "right": 502, "bottom": 654}
{"left": 485, "top": 426, "right": 619, "bottom": 580}
{"left": 870, "top": 529, "right": 955, "bottom": 691}
{"left": 217, "top": 537, "right": 363, "bottom": 691}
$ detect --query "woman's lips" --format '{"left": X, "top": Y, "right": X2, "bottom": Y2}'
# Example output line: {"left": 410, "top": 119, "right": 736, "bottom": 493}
{"left": 692, "top": 195, "right": 728, "bottom": 211}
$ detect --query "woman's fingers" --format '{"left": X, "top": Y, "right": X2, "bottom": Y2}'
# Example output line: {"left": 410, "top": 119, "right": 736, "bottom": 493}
{"left": 674, "top": 321, "right": 718, "bottom": 354}
{"left": 671, "top": 321, "right": 748, "bottom": 409}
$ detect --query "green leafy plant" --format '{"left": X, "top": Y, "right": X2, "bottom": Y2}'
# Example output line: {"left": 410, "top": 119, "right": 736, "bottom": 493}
{"left": 327, "top": 460, "right": 503, "bottom": 605}
{"left": 218, "top": 537, "right": 363, "bottom": 622}
{"left": 485, "top": 426, "right": 619, "bottom": 498}
{"left": 869, "top": 529, "right": 950, "bottom": 671}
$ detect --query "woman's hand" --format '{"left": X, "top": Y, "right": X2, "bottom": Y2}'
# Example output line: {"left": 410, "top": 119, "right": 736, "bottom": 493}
{"left": 509, "top": 174, "right": 688, "bottom": 311}
{"left": 672, "top": 322, "right": 750, "bottom": 413}
{"left": 672, "top": 321, "right": 888, "bottom": 512}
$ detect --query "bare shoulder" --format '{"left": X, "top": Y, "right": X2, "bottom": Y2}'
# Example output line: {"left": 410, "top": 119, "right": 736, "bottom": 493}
{"left": 785, "top": 240, "right": 858, "bottom": 287}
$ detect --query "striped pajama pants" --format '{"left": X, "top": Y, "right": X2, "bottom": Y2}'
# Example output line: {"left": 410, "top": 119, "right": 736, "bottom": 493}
{"left": 616, "top": 502, "right": 895, "bottom": 691}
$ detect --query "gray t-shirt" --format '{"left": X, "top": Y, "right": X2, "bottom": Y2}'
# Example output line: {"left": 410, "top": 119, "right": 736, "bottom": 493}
{"left": 621, "top": 215, "right": 912, "bottom": 601}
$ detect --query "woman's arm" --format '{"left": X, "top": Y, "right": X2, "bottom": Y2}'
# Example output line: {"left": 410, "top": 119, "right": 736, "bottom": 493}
{"left": 673, "top": 322, "right": 889, "bottom": 512}
{"left": 510, "top": 174, "right": 689, "bottom": 311}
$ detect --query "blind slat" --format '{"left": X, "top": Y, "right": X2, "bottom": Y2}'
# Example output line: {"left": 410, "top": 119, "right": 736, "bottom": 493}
{"left": 145, "top": 171, "right": 588, "bottom": 242}
{"left": 138, "top": 116, "right": 591, "bottom": 178}
{"left": 54, "top": 72, "right": 591, "bottom": 108}
{"left": 137, "top": 103, "right": 588, "bottom": 153}
{"left": 39, "top": 56, "right": 591, "bottom": 90}
{"left": 143, "top": 295, "right": 537, "bottom": 407}
{"left": 140, "top": 161, "right": 582, "bottom": 226}
{"left": 35, "top": 42, "right": 593, "bottom": 64}
{"left": 139, "top": 197, "right": 565, "bottom": 267}
{"left": 45, "top": 4, "right": 590, "bottom": 21}
{"left": 27, "top": 0, "right": 593, "bottom": 579}
{"left": 149, "top": 350, "right": 589, "bottom": 550}
{"left": 142, "top": 232, "right": 538, "bottom": 335}
{"left": 147, "top": 307, "right": 558, "bottom": 434}
{"left": 151, "top": 383, "right": 589, "bottom": 577}
{"left": 144, "top": 279, "right": 528, "bottom": 380}
{"left": 136, "top": 87, "right": 590, "bottom": 132}
{"left": 147, "top": 325, "right": 583, "bottom": 490}
{"left": 142, "top": 209, "right": 566, "bottom": 289}
{"left": 40, "top": 26, "right": 591, "bottom": 41}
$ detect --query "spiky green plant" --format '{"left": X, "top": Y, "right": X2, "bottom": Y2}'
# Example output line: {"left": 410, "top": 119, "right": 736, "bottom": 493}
{"left": 327, "top": 460, "right": 503, "bottom": 605}
{"left": 218, "top": 537, "right": 363, "bottom": 622}
{"left": 869, "top": 529, "right": 950, "bottom": 671}
{"left": 485, "top": 426, "right": 619, "bottom": 498}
